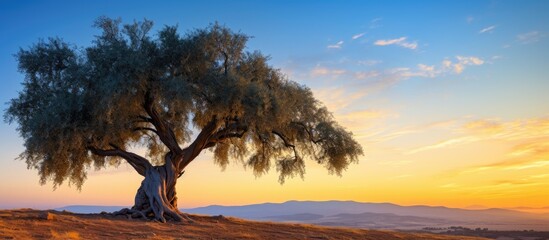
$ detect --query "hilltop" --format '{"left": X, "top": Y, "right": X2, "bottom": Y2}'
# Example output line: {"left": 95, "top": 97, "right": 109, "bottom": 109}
{"left": 0, "top": 209, "right": 485, "bottom": 240}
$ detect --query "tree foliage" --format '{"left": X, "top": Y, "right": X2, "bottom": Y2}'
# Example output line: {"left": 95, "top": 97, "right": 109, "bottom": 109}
{"left": 5, "top": 17, "right": 363, "bottom": 189}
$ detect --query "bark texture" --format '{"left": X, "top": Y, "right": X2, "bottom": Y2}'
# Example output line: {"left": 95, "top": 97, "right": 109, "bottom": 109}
{"left": 116, "top": 159, "right": 184, "bottom": 222}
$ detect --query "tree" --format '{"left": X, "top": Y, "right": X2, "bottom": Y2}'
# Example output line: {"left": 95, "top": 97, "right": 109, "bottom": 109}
{"left": 5, "top": 17, "right": 363, "bottom": 222}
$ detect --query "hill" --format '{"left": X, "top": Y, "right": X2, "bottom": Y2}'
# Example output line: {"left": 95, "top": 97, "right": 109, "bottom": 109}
{"left": 0, "top": 209, "right": 486, "bottom": 240}
{"left": 182, "top": 200, "right": 549, "bottom": 231}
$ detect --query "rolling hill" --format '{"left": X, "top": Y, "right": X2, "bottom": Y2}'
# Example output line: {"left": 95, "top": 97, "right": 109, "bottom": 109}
{"left": 56, "top": 200, "right": 549, "bottom": 231}
{"left": 182, "top": 200, "right": 549, "bottom": 231}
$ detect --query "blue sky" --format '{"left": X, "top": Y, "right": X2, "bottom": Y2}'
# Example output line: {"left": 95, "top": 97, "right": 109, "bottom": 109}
{"left": 1, "top": 1, "right": 548, "bottom": 209}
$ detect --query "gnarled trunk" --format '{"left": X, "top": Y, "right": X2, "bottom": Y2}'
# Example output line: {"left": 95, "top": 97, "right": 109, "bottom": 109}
{"left": 114, "top": 157, "right": 188, "bottom": 222}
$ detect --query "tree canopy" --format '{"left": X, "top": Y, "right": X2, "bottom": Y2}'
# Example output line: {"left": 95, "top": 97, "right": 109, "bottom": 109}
{"left": 5, "top": 17, "right": 363, "bottom": 190}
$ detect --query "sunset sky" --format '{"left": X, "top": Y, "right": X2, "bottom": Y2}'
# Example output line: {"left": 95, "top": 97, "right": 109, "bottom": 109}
{"left": 1, "top": 1, "right": 548, "bottom": 211}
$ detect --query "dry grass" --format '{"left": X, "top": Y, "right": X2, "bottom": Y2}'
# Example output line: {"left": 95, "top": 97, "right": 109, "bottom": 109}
{"left": 50, "top": 230, "right": 80, "bottom": 239}
{"left": 0, "top": 209, "right": 487, "bottom": 240}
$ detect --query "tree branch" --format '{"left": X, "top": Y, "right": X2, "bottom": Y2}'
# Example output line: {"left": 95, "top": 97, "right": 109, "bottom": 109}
{"left": 143, "top": 90, "right": 182, "bottom": 154}
{"left": 208, "top": 122, "right": 247, "bottom": 143}
{"left": 291, "top": 121, "right": 324, "bottom": 144}
{"left": 272, "top": 130, "right": 295, "bottom": 148}
{"left": 87, "top": 145, "right": 152, "bottom": 176}
{"left": 179, "top": 117, "right": 219, "bottom": 171}
{"left": 137, "top": 115, "right": 152, "bottom": 122}
{"left": 132, "top": 127, "right": 158, "bottom": 135}
{"left": 272, "top": 130, "right": 299, "bottom": 161}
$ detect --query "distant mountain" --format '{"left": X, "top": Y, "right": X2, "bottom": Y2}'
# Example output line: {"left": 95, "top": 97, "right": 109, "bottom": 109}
{"left": 183, "top": 200, "right": 549, "bottom": 231}
{"left": 510, "top": 206, "right": 549, "bottom": 214}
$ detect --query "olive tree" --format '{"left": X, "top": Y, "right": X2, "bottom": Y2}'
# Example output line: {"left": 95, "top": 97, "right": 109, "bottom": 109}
{"left": 5, "top": 17, "right": 363, "bottom": 222}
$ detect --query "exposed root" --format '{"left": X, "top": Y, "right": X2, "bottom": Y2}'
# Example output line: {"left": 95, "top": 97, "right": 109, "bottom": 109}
{"left": 112, "top": 207, "right": 191, "bottom": 222}
{"left": 111, "top": 162, "right": 193, "bottom": 223}
{"left": 112, "top": 208, "right": 147, "bottom": 219}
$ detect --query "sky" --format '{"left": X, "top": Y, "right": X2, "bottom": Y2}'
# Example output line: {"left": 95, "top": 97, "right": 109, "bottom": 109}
{"left": 0, "top": 0, "right": 548, "bottom": 211}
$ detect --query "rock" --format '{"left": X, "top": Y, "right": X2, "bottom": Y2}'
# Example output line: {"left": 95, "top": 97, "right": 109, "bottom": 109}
{"left": 40, "top": 212, "right": 56, "bottom": 220}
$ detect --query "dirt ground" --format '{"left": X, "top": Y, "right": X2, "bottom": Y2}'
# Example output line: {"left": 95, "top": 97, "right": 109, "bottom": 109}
{"left": 0, "top": 209, "right": 487, "bottom": 240}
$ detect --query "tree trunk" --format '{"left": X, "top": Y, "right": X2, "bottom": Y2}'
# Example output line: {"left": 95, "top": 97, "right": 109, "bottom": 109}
{"left": 114, "top": 157, "right": 186, "bottom": 222}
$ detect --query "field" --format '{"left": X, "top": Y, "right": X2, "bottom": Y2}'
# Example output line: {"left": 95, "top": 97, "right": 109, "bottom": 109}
{"left": 0, "top": 209, "right": 488, "bottom": 240}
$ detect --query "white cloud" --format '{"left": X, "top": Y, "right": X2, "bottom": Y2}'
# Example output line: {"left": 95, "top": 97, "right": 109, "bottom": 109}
{"left": 456, "top": 56, "right": 484, "bottom": 65}
{"left": 374, "top": 37, "right": 417, "bottom": 50}
{"left": 453, "top": 64, "right": 465, "bottom": 74}
{"left": 374, "top": 37, "right": 406, "bottom": 46}
{"left": 352, "top": 33, "right": 366, "bottom": 40}
{"left": 391, "top": 64, "right": 438, "bottom": 78}
{"left": 442, "top": 59, "right": 452, "bottom": 69}
{"left": 327, "top": 40, "right": 344, "bottom": 49}
{"left": 517, "top": 31, "right": 542, "bottom": 44}
{"left": 418, "top": 64, "right": 435, "bottom": 74}
{"left": 449, "top": 56, "right": 485, "bottom": 74}
{"left": 479, "top": 25, "right": 496, "bottom": 34}
{"left": 394, "top": 56, "right": 484, "bottom": 78}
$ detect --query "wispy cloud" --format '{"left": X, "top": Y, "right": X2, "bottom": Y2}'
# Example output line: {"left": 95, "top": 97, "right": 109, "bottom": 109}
{"left": 357, "top": 60, "right": 382, "bottom": 66}
{"left": 479, "top": 25, "right": 496, "bottom": 34}
{"left": 416, "top": 64, "right": 437, "bottom": 77}
{"left": 462, "top": 117, "right": 549, "bottom": 142}
{"left": 388, "top": 55, "right": 484, "bottom": 79}
{"left": 445, "top": 56, "right": 484, "bottom": 74}
{"left": 336, "top": 110, "right": 388, "bottom": 130}
{"left": 374, "top": 37, "right": 417, "bottom": 50}
{"left": 463, "top": 159, "right": 549, "bottom": 174}
{"left": 457, "top": 56, "right": 484, "bottom": 65}
{"left": 309, "top": 65, "right": 380, "bottom": 82}
{"left": 491, "top": 55, "right": 503, "bottom": 60}
{"left": 310, "top": 66, "right": 346, "bottom": 77}
{"left": 370, "top": 18, "right": 382, "bottom": 29}
{"left": 374, "top": 37, "right": 406, "bottom": 46}
{"left": 464, "top": 119, "right": 503, "bottom": 135}
{"left": 352, "top": 33, "right": 366, "bottom": 40}
{"left": 517, "top": 31, "right": 543, "bottom": 44}
{"left": 354, "top": 71, "right": 380, "bottom": 80}
{"left": 363, "top": 118, "right": 458, "bottom": 145}
{"left": 509, "top": 142, "right": 549, "bottom": 158}
{"left": 327, "top": 40, "right": 344, "bottom": 49}
{"left": 407, "top": 136, "right": 479, "bottom": 154}
{"left": 312, "top": 87, "right": 368, "bottom": 112}
{"left": 410, "top": 117, "right": 549, "bottom": 156}
{"left": 399, "top": 42, "right": 418, "bottom": 50}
